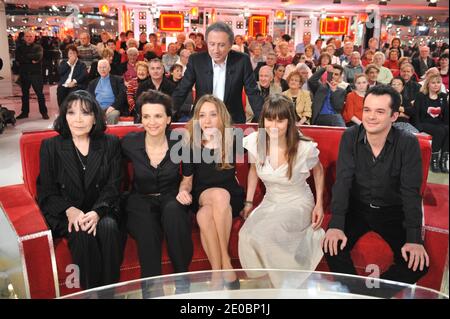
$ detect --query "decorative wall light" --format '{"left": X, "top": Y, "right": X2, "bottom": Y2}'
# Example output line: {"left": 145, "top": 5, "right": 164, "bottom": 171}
{"left": 275, "top": 10, "right": 286, "bottom": 20}
{"left": 99, "top": 5, "right": 109, "bottom": 15}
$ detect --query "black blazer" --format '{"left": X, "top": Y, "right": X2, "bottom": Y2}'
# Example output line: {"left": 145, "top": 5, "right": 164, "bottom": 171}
{"left": 172, "top": 50, "right": 263, "bottom": 123}
{"left": 135, "top": 77, "right": 176, "bottom": 101}
{"left": 412, "top": 57, "right": 436, "bottom": 78}
{"left": 36, "top": 134, "right": 122, "bottom": 234}
{"left": 253, "top": 61, "right": 267, "bottom": 81}
{"left": 88, "top": 75, "right": 128, "bottom": 115}
{"left": 57, "top": 59, "right": 88, "bottom": 89}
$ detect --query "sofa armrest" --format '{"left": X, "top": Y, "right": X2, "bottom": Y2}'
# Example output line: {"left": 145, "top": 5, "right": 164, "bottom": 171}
{"left": 0, "top": 184, "right": 49, "bottom": 236}
{"left": 0, "top": 184, "right": 59, "bottom": 298}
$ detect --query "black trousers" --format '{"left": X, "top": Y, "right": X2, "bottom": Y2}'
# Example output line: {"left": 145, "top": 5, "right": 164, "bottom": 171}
{"left": 324, "top": 202, "right": 428, "bottom": 298}
{"left": 57, "top": 86, "right": 79, "bottom": 107}
{"left": 420, "top": 122, "right": 449, "bottom": 153}
{"left": 126, "top": 193, "right": 193, "bottom": 279}
{"left": 20, "top": 73, "right": 48, "bottom": 115}
{"left": 58, "top": 215, "right": 124, "bottom": 290}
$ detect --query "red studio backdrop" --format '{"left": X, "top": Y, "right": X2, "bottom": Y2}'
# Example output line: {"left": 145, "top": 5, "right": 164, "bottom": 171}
{"left": 320, "top": 17, "right": 349, "bottom": 35}
{"left": 159, "top": 13, "right": 184, "bottom": 32}
{"left": 248, "top": 15, "right": 267, "bottom": 37}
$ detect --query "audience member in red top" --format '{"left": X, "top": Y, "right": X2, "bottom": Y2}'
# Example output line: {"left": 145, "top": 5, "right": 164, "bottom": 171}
{"left": 116, "top": 32, "right": 127, "bottom": 52}
{"left": 126, "top": 61, "right": 150, "bottom": 116}
{"left": 276, "top": 41, "right": 293, "bottom": 66}
{"left": 439, "top": 53, "right": 449, "bottom": 91}
{"left": 121, "top": 47, "right": 139, "bottom": 83}
{"left": 342, "top": 74, "right": 368, "bottom": 126}
{"left": 361, "top": 49, "right": 374, "bottom": 67}
{"left": 384, "top": 48, "right": 400, "bottom": 73}
{"left": 149, "top": 33, "right": 163, "bottom": 58}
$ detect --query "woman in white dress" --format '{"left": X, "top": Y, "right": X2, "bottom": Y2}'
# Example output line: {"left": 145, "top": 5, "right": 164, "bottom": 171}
{"left": 239, "top": 94, "right": 325, "bottom": 287}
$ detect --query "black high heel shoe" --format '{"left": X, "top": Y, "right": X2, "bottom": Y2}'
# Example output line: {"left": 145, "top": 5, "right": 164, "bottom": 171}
{"left": 224, "top": 278, "right": 240, "bottom": 290}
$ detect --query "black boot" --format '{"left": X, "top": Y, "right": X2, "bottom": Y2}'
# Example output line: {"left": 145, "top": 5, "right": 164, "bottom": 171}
{"left": 440, "top": 152, "right": 449, "bottom": 174}
{"left": 431, "top": 152, "right": 441, "bottom": 173}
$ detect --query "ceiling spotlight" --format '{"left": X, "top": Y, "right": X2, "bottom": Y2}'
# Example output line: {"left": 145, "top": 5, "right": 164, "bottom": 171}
{"left": 428, "top": 0, "right": 438, "bottom": 7}
{"left": 379, "top": 0, "right": 387, "bottom": 5}
{"left": 333, "top": 0, "right": 341, "bottom": 3}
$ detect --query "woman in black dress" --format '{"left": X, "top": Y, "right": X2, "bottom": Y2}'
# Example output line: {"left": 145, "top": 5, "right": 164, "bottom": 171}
{"left": 36, "top": 90, "right": 123, "bottom": 291}
{"left": 415, "top": 74, "right": 449, "bottom": 173}
{"left": 184, "top": 94, "right": 244, "bottom": 289}
{"left": 121, "top": 90, "right": 193, "bottom": 295}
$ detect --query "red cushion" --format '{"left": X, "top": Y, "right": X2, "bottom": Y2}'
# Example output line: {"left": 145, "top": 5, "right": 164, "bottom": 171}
{"left": 7, "top": 124, "right": 443, "bottom": 298}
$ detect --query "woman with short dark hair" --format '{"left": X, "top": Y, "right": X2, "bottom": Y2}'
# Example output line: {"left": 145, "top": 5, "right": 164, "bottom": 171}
{"left": 37, "top": 90, "right": 124, "bottom": 291}
{"left": 121, "top": 90, "right": 193, "bottom": 296}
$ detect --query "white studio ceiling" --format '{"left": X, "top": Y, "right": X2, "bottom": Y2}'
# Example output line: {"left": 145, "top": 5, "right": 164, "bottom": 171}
{"left": 4, "top": 0, "right": 450, "bottom": 15}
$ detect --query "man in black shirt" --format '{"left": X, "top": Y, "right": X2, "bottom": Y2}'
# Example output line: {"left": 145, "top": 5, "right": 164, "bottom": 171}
{"left": 135, "top": 58, "right": 176, "bottom": 101}
{"left": 322, "top": 85, "right": 429, "bottom": 298}
{"left": 15, "top": 30, "right": 49, "bottom": 119}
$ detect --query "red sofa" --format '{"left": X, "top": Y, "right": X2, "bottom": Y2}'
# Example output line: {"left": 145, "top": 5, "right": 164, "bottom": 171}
{"left": 0, "top": 124, "right": 447, "bottom": 298}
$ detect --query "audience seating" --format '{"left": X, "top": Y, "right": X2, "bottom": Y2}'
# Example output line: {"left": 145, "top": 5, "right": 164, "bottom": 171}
{"left": 0, "top": 123, "right": 447, "bottom": 298}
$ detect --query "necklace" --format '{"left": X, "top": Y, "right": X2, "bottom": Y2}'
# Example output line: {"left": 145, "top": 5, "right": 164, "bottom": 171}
{"left": 75, "top": 146, "right": 87, "bottom": 171}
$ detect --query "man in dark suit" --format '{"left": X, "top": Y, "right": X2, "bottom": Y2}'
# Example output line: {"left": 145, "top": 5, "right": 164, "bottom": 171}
{"left": 88, "top": 59, "right": 128, "bottom": 124}
{"left": 15, "top": 30, "right": 49, "bottom": 119}
{"left": 57, "top": 45, "right": 88, "bottom": 107}
{"left": 172, "top": 22, "right": 263, "bottom": 123}
{"left": 412, "top": 46, "right": 436, "bottom": 79}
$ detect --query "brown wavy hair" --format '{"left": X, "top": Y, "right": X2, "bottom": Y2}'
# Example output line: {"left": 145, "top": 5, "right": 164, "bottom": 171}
{"left": 185, "top": 95, "right": 234, "bottom": 170}
{"left": 257, "top": 93, "right": 312, "bottom": 180}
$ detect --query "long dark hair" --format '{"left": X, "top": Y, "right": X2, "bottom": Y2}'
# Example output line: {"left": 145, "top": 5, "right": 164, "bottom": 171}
{"left": 258, "top": 94, "right": 311, "bottom": 180}
{"left": 54, "top": 90, "right": 106, "bottom": 138}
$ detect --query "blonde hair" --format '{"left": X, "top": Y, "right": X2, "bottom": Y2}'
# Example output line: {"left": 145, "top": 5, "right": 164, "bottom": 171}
{"left": 373, "top": 51, "right": 386, "bottom": 64}
{"left": 286, "top": 70, "right": 304, "bottom": 87}
{"left": 354, "top": 73, "right": 369, "bottom": 83}
{"left": 135, "top": 61, "right": 149, "bottom": 73}
{"left": 101, "top": 47, "right": 114, "bottom": 59}
{"left": 185, "top": 95, "right": 234, "bottom": 170}
{"left": 420, "top": 74, "right": 442, "bottom": 95}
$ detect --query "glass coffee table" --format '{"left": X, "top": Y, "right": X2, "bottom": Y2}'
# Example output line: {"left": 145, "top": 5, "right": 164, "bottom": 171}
{"left": 60, "top": 269, "right": 448, "bottom": 299}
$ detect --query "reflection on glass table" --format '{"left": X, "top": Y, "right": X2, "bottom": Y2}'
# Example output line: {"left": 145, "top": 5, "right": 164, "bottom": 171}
{"left": 60, "top": 269, "right": 449, "bottom": 299}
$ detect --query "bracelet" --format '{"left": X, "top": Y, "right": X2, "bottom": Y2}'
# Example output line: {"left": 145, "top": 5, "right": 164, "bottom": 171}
{"left": 244, "top": 200, "right": 253, "bottom": 206}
